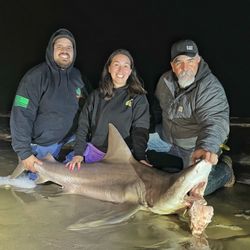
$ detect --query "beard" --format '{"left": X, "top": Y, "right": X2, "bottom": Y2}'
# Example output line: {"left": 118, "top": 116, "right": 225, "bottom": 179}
{"left": 55, "top": 53, "right": 73, "bottom": 69}
{"left": 56, "top": 60, "right": 71, "bottom": 69}
{"left": 177, "top": 71, "right": 195, "bottom": 89}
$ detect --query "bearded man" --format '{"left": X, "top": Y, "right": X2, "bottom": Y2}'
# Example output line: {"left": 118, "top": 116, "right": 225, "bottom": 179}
{"left": 10, "top": 28, "right": 88, "bottom": 173}
{"left": 148, "top": 39, "right": 235, "bottom": 195}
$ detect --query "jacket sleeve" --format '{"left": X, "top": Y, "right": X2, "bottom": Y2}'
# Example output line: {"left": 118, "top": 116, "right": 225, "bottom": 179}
{"left": 131, "top": 95, "right": 150, "bottom": 160}
{"left": 194, "top": 77, "right": 230, "bottom": 153}
{"left": 131, "top": 127, "right": 149, "bottom": 161}
{"left": 10, "top": 70, "right": 44, "bottom": 160}
{"left": 73, "top": 93, "right": 94, "bottom": 156}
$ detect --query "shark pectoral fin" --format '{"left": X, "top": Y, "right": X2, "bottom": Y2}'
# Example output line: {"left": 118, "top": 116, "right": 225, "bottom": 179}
{"left": 67, "top": 203, "right": 140, "bottom": 231}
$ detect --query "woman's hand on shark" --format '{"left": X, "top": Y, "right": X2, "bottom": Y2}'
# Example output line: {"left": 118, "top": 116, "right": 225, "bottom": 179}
{"left": 66, "top": 155, "right": 84, "bottom": 171}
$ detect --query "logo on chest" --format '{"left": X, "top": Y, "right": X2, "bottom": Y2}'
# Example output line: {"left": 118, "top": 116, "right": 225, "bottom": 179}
{"left": 177, "top": 106, "right": 183, "bottom": 113}
{"left": 125, "top": 99, "right": 133, "bottom": 108}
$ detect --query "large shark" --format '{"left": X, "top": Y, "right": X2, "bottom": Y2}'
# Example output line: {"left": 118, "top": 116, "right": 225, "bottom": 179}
{"left": 10, "top": 124, "right": 213, "bottom": 236}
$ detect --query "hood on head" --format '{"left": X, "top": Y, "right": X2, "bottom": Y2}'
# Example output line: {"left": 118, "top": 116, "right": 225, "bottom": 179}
{"left": 45, "top": 28, "right": 77, "bottom": 70}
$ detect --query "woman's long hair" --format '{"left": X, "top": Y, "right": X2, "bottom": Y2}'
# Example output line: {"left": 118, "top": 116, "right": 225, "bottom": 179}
{"left": 99, "top": 49, "right": 147, "bottom": 100}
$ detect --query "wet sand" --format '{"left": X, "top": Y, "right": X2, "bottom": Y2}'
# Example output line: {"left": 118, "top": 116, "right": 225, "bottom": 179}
{"left": 0, "top": 116, "right": 250, "bottom": 249}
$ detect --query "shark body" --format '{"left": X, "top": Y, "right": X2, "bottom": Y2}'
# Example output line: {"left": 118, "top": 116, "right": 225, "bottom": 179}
{"left": 11, "top": 124, "right": 213, "bottom": 235}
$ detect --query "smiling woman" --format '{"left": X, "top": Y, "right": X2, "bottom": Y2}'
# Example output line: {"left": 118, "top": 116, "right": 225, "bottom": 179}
{"left": 65, "top": 49, "right": 151, "bottom": 170}
{"left": 108, "top": 54, "right": 132, "bottom": 88}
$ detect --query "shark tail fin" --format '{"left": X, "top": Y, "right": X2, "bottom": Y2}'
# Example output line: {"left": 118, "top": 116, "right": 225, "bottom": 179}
{"left": 10, "top": 157, "right": 26, "bottom": 179}
{"left": 103, "top": 123, "right": 136, "bottom": 163}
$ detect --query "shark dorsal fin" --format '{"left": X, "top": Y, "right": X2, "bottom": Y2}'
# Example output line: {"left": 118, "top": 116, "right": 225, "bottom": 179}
{"left": 103, "top": 123, "right": 135, "bottom": 163}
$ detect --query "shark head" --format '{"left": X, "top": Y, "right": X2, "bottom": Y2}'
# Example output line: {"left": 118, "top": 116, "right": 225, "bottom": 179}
{"left": 150, "top": 160, "right": 212, "bottom": 214}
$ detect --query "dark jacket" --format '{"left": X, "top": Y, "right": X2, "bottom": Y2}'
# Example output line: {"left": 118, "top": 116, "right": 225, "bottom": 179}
{"left": 74, "top": 86, "right": 150, "bottom": 161}
{"left": 10, "top": 28, "right": 87, "bottom": 160}
{"left": 154, "top": 58, "right": 230, "bottom": 153}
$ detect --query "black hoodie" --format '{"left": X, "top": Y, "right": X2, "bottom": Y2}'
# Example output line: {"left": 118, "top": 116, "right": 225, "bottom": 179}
{"left": 10, "top": 28, "right": 87, "bottom": 160}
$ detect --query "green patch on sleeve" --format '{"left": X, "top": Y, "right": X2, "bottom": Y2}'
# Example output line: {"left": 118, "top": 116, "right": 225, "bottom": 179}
{"left": 14, "top": 95, "right": 29, "bottom": 108}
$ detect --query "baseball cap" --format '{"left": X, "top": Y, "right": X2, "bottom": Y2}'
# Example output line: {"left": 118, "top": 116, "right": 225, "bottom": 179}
{"left": 171, "top": 39, "right": 198, "bottom": 61}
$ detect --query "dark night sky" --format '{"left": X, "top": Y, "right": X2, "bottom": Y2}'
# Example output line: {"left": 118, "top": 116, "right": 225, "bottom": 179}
{"left": 1, "top": 0, "right": 250, "bottom": 116}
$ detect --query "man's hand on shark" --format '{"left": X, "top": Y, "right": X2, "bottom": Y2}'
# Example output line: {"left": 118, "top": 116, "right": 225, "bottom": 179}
{"left": 191, "top": 149, "right": 218, "bottom": 165}
{"left": 22, "top": 155, "right": 43, "bottom": 172}
{"left": 66, "top": 155, "right": 84, "bottom": 171}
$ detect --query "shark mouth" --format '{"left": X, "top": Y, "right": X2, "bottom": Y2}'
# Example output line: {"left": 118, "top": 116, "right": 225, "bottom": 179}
{"left": 184, "top": 181, "right": 207, "bottom": 207}
{"left": 184, "top": 181, "right": 214, "bottom": 236}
